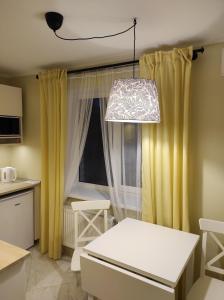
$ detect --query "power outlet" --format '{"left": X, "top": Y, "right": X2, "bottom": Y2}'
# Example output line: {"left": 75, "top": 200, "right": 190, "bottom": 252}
{"left": 221, "top": 48, "right": 224, "bottom": 76}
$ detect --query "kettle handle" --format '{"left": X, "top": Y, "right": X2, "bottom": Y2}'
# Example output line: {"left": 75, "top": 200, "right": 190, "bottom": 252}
{"left": 13, "top": 169, "right": 17, "bottom": 182}
{"left": 1, "top": 169, "right": 7, "bottom": 182}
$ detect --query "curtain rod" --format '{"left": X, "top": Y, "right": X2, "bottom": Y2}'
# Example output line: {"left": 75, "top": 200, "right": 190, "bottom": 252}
{"left": 36, "top": 47, "right": 204, "bottom": 79}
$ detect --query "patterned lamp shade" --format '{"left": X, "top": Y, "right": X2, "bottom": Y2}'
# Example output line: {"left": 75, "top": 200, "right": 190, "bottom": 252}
{"left": 105, "top": 79, "right": 160, "bottom": 123}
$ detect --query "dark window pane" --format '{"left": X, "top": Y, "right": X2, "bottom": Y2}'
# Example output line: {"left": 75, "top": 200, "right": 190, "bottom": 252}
{"left": 79, "top": 99, "right": 108, "bottom": 186}
{"left": 122, "top": 124, "right": 140, "bottom": 187}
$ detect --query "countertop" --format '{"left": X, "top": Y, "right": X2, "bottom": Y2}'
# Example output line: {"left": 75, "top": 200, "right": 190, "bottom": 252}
{"left": 0, "top": 179, "right": 40, "bottom": 197}
{"left": 0, "top": 240, "right": 30, "bottom": 272}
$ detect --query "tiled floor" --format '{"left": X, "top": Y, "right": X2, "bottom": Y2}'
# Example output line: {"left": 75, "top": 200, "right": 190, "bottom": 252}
{"left": 25, "top": 246, "right": 87, "bottom": 300}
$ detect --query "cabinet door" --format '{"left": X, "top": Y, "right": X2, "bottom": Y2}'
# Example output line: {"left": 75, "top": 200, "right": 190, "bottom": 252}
{"left": 0, "top": 190, "right": 34, "bottom": 249}
{"left": 0, "top": 84, "right": 22, "bottom": 116}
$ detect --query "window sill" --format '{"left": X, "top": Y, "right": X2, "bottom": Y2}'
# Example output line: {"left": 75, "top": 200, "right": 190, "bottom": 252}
{"left": 68, "top": 183, "right": 110, "bottom": 201}
{"left": 67, "top": 183, "right": 141, "bottom": 212}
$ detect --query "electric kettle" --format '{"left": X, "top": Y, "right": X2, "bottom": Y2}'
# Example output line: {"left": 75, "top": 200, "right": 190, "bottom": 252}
{"left": 0, "top": 167, "right": 17, "bottom": 183}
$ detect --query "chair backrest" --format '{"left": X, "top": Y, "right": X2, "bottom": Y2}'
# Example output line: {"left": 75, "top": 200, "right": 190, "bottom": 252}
{"left": 71, "top": 200, "right": 110, "bottom": 250}
{"left": 199, "top": 218, "right": 224, "bottom": 277}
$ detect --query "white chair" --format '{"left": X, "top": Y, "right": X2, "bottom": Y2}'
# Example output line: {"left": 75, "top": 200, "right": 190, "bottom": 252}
{"left": 71, "top": 200, "right": 110, "bottom": 272}
{"left": 187, "top": 218, "right": 224, "bottom": 300}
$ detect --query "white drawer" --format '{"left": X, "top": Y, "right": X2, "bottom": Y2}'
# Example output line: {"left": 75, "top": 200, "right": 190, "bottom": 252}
{"left": 81, "top": 253, "right": 175, "bottom": 300}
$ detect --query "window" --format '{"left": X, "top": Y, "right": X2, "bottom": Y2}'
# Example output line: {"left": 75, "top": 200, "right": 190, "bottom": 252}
{"left": 79, "top": 99, "right": 108, "bottom": 186}
{"left": 79, "top": 99, "right": 140, "bottom": 189}
{"left": 122, "top": 124, "right": 140, "bottom": 187}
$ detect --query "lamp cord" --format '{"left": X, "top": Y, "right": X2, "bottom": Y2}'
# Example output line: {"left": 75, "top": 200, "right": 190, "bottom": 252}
{"left": 54, "top": 21, "right": 136, "bottom": 41}
{"left": 133, "top": 18, "right": 136, "bottom": 78}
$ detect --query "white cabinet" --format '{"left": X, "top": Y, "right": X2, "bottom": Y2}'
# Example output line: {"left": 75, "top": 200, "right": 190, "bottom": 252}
{"left": 0, "top": 190, "right": 34, "bottom": 249}
{"left": 0, "top": 84, "right": 22, "bottom": 116}
{"left": 0, "top": 84, "right": 23, "bottom": 144}
{"left": 0, "top": 240, "right": 30, "bottom": 300}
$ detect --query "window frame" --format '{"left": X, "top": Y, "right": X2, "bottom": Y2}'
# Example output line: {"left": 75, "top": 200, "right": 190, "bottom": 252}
{"left": 78, "top": 98, "right": 108, "bottom": 187}
{"left": 72, "top": 97, "right": 141, "bottom": 204}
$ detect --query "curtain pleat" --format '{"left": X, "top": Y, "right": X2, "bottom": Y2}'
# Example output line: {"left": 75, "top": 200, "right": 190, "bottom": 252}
{"left": 39, "top": 69, "right": 67, "bottom": 259}
{"left": 140, "top": 47, "right": 192, "bottom": 231}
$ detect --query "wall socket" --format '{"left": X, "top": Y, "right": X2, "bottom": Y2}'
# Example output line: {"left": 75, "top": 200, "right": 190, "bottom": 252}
{"left": 221, "top": 48, "right": 224, "bottom": 76}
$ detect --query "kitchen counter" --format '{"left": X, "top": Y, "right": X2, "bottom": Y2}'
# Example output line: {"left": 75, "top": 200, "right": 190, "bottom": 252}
{"left": 0, "top": 179, "right": 40, "bottom": 197}
{"left": 0, "top": 240, "right": 30, "bottom": 300}
{"left": 0, "top": 240, "right": 30, "bottom": 271}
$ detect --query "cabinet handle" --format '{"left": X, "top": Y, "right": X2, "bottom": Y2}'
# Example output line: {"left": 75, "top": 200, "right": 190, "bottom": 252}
{"left": 15, "top": 203, "right": 21, "bottom": 206}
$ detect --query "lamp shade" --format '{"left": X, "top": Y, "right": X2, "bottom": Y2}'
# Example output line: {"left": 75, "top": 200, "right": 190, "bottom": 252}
{"left": 105, "top": 79, "right": 160, "bottom": 123}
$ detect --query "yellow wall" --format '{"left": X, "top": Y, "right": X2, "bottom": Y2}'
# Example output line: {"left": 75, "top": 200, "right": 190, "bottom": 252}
{"left": 190, "top": 42, "right": 224, "bottom": 233}
{"left": 0, "top": 146, "right": 11, "bottom": 167}
{"left": 9, "top": 75, "right": 41, "bottom": 180}
{"left": 0, "top": 77, "right": 9, "bottom": 85}
{"left": 0, "top": 78, "right": 11, "bottom": 167}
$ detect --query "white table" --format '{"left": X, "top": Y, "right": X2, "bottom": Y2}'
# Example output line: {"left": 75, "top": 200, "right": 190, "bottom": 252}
{"left": 81, "top": 218, "right": 199, "bottom": 300}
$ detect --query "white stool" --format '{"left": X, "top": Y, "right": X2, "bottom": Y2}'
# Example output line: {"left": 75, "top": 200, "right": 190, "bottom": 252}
{"left": 71, "top": 200, "right": 110, "bottom": 272}
{"left": 187, "top": 218, "right": 224, "bottom": 300}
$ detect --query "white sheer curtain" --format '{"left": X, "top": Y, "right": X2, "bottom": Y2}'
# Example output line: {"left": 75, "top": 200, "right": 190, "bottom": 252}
{"left": 65, "top": 73, "right": 95, "bottom": 197}
{"left": 97, "top": 67, "right": 141, "bottom": 221}
{"left": 65, "top": 66, "right": 141, "bottom": 221}
{"left": 100, "top": 101, "right": 141, "bottom": 221}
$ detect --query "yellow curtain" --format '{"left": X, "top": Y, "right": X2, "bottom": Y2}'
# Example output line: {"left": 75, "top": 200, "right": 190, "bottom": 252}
{"left": 39, "top": 69, "right": 67, "bottom": 259}
{"left": 140, "top": 47, "right": 192, "bottom": 232}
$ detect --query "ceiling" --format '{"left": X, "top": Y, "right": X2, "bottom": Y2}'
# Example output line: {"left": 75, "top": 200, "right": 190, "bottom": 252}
{"left": 1, "top": 0, "right": 224, "bottom": 77}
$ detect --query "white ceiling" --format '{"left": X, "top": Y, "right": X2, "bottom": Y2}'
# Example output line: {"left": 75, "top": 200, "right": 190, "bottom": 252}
{"left": 1, "top": 0, "right": 224, "bottom": 77}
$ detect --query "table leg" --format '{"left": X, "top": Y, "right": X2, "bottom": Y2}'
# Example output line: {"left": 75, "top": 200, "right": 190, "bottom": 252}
{"left": 177, "top": 270, "right": 186, "bottom": 300}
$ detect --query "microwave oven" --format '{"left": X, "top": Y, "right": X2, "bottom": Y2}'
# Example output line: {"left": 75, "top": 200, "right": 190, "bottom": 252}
{"left": 0, "top": 115, "right": 22, "bottom": 143}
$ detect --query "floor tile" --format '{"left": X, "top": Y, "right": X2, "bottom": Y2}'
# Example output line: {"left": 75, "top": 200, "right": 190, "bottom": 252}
{"left": 26, "top": 245, "right": 87, "bottom": 300}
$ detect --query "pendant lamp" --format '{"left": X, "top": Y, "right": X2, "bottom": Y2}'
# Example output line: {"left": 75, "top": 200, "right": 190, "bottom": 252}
{"left": 105, "top": 19, "right": 160, "bottom": 123}
{"left": 44, "top": 13, "right": 160, "bottom": 123}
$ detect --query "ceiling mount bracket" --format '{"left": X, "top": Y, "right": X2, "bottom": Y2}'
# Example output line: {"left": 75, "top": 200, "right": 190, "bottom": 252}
{"left": 45, "top": 12, "right": 63, "bottom": 32}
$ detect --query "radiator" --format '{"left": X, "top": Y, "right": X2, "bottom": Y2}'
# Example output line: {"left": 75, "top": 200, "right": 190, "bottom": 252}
{"left": 63, "top": 205, "right": 75, "bottom": 248}
{"left": 63, "top": 204, "right": 112, "bottom": 249}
